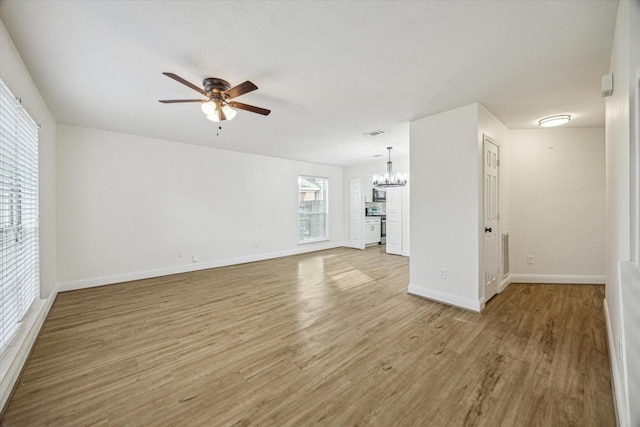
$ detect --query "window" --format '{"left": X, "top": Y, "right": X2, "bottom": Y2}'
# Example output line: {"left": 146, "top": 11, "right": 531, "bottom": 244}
{"left": 0, "top": 79, "right": 39, "bottom": 354}
{"left": 298, "top": 176, "right": 328, "bottom": 243}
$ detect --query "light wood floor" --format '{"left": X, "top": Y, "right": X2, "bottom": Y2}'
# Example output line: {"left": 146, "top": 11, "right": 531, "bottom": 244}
{"left": 2, "top": 246, "right": 614, "bottom": 426}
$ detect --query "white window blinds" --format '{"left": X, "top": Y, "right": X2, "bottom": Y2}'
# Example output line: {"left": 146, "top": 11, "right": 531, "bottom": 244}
{"left": 0, "top": 79, "right": 39, "bottom": 352}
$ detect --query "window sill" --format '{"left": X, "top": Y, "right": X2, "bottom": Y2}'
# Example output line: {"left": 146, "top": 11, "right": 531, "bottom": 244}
{"left": 298, "top": 237, "right": 330, "bottom": 245}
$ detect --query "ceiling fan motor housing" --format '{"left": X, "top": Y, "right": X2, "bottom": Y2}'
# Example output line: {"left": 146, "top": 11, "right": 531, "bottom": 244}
{"left": 203, "top": 78, "right": 231, "bottom": 96}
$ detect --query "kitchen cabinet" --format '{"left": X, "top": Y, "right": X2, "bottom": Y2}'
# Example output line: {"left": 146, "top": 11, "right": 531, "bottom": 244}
{"left": 364, "top": 217, "right": 381, "bottom": 245}
{"left": 363, "top": 176, "right": 373, "bottom": 203}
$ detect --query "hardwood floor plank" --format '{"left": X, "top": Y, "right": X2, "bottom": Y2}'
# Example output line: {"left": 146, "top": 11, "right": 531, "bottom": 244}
{"left": 1, "top": 247, "right": 615, "bottom": 426}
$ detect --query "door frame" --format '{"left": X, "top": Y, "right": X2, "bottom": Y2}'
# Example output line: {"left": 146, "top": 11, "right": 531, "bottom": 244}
{"left": 385, "top": 187, "right": 402, "bottom": 255}
{"left": 349, "top": 177, "right": 365, "bottom": 249}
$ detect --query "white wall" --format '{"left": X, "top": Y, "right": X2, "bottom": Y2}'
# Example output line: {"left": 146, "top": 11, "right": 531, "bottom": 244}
{"left": 509, "top": 128, "right": 605, "bottom": 283}
{"left": 0, "top": 17, "right": 57, "bottom": 411}
{"left": 605, "top": 1, "right": 640, "bottom": 426}
{"left": 56, "top": 125, "right": 344, "bottom": 288}
{"left": 409, "top": 103, "right": 508, "bottom": 311}
{"left": 627, "top": 1, "right": 640, "bottom": 422}
{"left": 342, "top": 154, "right": 410, "bottom": 255}
{"left": 409, "top": 104, "right": 482, "bottom": 311}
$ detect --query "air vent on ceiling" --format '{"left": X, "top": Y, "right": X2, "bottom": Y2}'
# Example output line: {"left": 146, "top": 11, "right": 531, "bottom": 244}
{"left": 363, "top": 130, "right": 386, "bottom": 137}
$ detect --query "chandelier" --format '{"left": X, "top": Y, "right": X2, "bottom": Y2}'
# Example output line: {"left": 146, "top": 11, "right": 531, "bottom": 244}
{"left": 373, "top": 147, "right": 407, "bottom": 188}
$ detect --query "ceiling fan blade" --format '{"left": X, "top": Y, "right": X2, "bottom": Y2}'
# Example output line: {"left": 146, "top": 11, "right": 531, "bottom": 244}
{"left": 163, "top": 72, "right": 207, "bottom": 96}
{"left": 224, "top": 81, "right": 258, "bottom": 99}
{"left": 228, "top": 101, "right": 271, "bottom": 116}
{"left": 159, "top": 99, "right": 207, "bottom": 103}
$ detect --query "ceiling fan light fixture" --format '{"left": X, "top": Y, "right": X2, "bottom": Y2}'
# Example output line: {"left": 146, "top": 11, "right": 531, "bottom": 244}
{"left": 538, "top": 114, "right": 571, "bottom": 128}
{"left": 201, "top": 100, "right": 218, "bottom": 116}
{"left": 160, "top": 73, "right": 271, "bottom": 120}
{"left": 222, "top": 104, "right": 237, "bottom": 120}
{"left": 203, "top": 100, "right": 236, "bottom": 122}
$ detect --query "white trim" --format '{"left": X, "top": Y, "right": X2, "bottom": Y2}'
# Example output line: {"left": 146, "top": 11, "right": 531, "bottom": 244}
{"left": 478, "top": 296, "right": 486, "bottom": 312}
{"left": 298, "top": 237, "right": 330, "bottom": 245}
{"left": 604, "top": 298, "right": 628, "bottom": 427}
{"left": 407, "top": 284, "right": 483, "bottom": 312}
{"left": 401, "top": 250, "right": 410, "bottom": 257}
{"left": 58, "top": 242, "right": 349, "bottom": 292}
{"left": 509, "top": 274, "right": 605, "bottom": 284}
{"left": 499, "top": 276, "right": 510, "bottom": 293}
{"left": 298, "top": 175, "right": 329, "bottom": 245}
{"left": 632, "top": 71, "right": 640, "bottom": 262}
{"left": 0, "top": 289, "right": 57, "bottom": 412}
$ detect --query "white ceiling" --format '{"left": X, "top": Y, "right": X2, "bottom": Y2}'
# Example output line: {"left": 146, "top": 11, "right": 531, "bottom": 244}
{"left": 0, "top": 0, "right": 618, "bottom": 166}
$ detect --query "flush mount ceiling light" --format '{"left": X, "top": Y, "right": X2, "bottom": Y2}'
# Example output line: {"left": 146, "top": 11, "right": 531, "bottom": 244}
{"left": 538, "top": 114, "right": 571, "bottom": 128}
{"left": 372, "top": 147, "right": 407, "bottom": 188}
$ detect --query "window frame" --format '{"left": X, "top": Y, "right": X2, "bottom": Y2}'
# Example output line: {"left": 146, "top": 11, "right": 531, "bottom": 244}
{"left": 0, "top": 78, "right": 39, "bottom": 355}
{"left": 298, "top": 175, "right": 330, "bottom": 244}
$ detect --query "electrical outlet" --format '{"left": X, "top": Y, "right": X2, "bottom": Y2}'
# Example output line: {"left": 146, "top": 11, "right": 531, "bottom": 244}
{"left": 527, "top": 255, "right": 534, "bottom": 265}
{"left": 254, "top": 240, "right": 261, "bottom": 249}
{"left": 192, "top": 255, "right": 198, "bottom": 263}
{"left": 177, "top": 249, "right": 183, "bottom": 258}
{"left": 440, "top": 269, "right": 447, "bottom": 280}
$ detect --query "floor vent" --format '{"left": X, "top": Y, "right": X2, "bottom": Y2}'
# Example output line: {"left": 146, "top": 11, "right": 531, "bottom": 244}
{"left": 502, "top": 232, "right": 509, "bottom": 277}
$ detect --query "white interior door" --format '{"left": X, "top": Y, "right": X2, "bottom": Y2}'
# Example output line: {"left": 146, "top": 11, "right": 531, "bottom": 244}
{"left": 483, "top": 136, "right": 499, "bottom": 300}
{"left": 350, "top": 177, "right": 364, "bottom": 249}
{"left": 386, "top": 187, "right": 402, "bottom": 255}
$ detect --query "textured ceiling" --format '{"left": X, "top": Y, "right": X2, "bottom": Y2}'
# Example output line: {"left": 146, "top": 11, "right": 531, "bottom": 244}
{"left": 0, "top": 1, "right": 618, "bottom": 166}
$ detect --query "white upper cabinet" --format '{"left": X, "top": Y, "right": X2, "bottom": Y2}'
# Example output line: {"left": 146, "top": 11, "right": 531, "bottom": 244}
{"left": 363, "top": 176, "right": 373, "bottom": 203}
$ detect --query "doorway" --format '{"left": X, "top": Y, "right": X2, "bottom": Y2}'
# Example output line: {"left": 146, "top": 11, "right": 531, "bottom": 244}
{"left": 483, "top": 135, "right": 499, "bottom": 301}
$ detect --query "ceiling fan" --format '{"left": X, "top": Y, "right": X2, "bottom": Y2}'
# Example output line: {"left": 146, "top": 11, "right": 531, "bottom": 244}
{"left": 159, "top": 72, "right": 271, "bottom": 122}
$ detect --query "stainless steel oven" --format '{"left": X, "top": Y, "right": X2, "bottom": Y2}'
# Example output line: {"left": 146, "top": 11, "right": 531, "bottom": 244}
{"left": 380, "top": 215, "right": 386, "bottom": 244}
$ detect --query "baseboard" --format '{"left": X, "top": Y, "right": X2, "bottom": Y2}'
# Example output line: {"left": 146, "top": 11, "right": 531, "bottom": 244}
{"left": 509, "top": 274, "right": 605, "bottom": 284}
{"left": 407, "top": 284, "right": 482, "bottom": 312}
{"left": 402, "top": 250, "right": 410, "bottom": 257}
{"left": 499, "top": 276, "right": 510, "bottom": 293}
{"left": 58, "top": 241, "right": 348, "bottom": 292}
{"left": 604, "top": 297, "right": 627, "bottom": 427}
{"left": 0, "top": 289, "right": 57, "bottom": 413}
